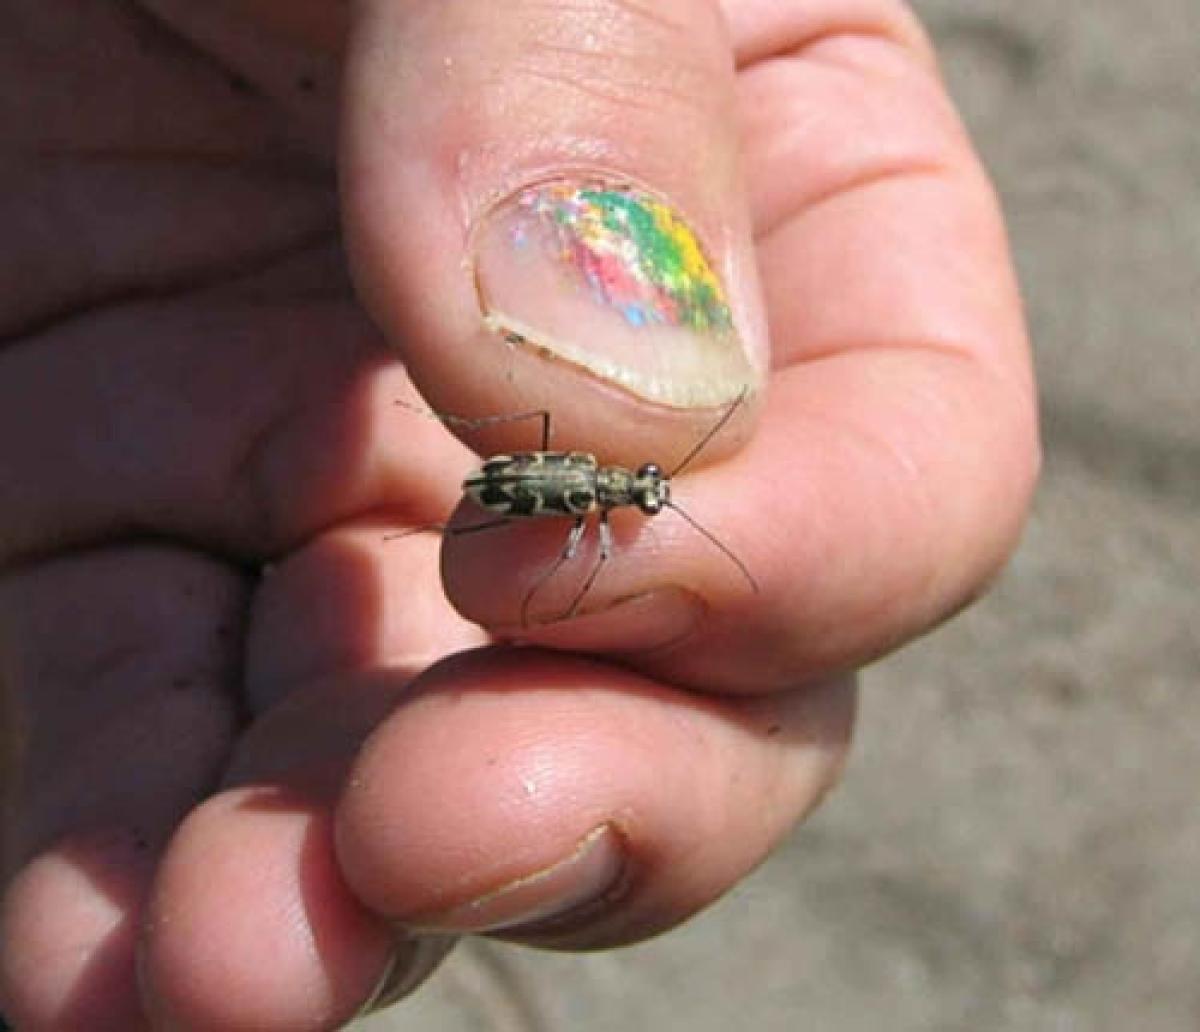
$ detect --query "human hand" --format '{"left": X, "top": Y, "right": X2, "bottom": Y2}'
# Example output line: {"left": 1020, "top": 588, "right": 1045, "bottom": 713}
{"left": 0, "top": 0, "right": 1037, "bottom": 1028}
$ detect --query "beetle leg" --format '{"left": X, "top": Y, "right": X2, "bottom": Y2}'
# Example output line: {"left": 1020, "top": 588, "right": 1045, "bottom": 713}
{"left": 393, "top": 400, "right": 552, "bottom": 450}
{"left": 561, "top": 509, "right": 611, "bottom": 621}
{"left": 448, "top": 517, "right": 516, "bottom": 536}
{"left": 522, "top": 515, "right": 588, "bottom": 627}
{"left": 383, "top": 522, "right": 446, "bottom": 541}
{"left": 452, "top": 408, "right": 551, "bottom": 451}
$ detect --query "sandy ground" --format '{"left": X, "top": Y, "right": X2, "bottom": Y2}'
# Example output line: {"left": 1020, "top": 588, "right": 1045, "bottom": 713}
{"left": 366, "top": 2, "right": 1200, "bottom": 1028}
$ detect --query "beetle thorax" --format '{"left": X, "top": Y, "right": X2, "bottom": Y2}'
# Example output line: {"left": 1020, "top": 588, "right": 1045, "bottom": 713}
{"left": 597, "top": 462, "right": 670, "bottom": 515}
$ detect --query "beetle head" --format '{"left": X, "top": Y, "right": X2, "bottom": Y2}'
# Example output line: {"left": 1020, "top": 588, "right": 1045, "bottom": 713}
{"left": 633, "top": 462, "right": 670, "bottom": 515}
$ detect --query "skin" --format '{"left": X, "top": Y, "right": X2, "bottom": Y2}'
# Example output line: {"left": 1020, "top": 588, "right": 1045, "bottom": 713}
{"left": 0, "top": 0, "right": 1038, "bottom": 1028}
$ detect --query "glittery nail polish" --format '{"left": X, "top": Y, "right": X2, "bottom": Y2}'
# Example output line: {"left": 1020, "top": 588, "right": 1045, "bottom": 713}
{"left": 472, "top": 178, "right": 755, "bottom": 407}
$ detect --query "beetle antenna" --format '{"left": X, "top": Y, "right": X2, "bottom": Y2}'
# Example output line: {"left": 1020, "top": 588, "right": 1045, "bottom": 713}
{"left": 669, "top": 387, "right": 750, "bottom": 478}
{"left": 665, "top": 501, "right": 759, "bottom": 593}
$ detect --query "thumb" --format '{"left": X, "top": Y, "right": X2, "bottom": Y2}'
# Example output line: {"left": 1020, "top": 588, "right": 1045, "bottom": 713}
{"left": 340, "top": 0, "right": 764, "bottom": 463}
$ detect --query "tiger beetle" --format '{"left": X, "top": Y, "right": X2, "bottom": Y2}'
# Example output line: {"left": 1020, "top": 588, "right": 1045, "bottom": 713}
{"left": 397, "top": 388, "right": 758, "bottom": 626}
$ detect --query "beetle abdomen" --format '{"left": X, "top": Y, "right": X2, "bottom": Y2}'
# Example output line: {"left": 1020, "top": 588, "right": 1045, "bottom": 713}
{"left": 463, "top": 452, "right": 598, "bottom": 517}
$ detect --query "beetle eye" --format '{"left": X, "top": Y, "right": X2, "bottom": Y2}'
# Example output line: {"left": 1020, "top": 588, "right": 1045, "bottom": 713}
{"left": 637, "top": 462, "right": 662, "bottom": 480}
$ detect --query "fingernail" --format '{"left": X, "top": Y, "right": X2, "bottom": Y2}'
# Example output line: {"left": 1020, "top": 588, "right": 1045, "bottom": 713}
{"left": 411, "top": 823, "right": 628, "bottom": 935}
{"left": 472, "top": 177, "right": 755, "bottom": 407}
{"left": 355, "top": 934, "right": 458, "bottom": 1017}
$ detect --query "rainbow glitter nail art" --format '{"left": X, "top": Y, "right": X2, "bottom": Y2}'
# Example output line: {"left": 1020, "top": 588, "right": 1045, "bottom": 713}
{"left": 472, "top": 176, "right": 754, "bottom": 407}
{"left": 511, "top": 182, "right": 733, "bottom": 334}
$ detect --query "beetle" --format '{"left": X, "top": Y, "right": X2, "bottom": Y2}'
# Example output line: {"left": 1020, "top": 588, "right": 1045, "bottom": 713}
{"left": 396, "top": 389, "right": 757, "bottom": 626}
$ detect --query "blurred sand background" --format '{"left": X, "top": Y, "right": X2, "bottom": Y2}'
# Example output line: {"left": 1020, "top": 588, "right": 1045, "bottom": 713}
{"left": 366, "top": 2, "right": 1200, "bottom": 1028}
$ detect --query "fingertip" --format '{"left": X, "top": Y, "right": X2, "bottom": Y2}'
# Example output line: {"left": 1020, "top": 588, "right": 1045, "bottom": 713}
{"left": 141, "top": 790, "right": 392, "bottom": 1031}
{"left": 335, "top": 649, "right": 851, "bottom": 949}
{"left": 0, "top": 830, "right": 155, "bottom": 1032}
